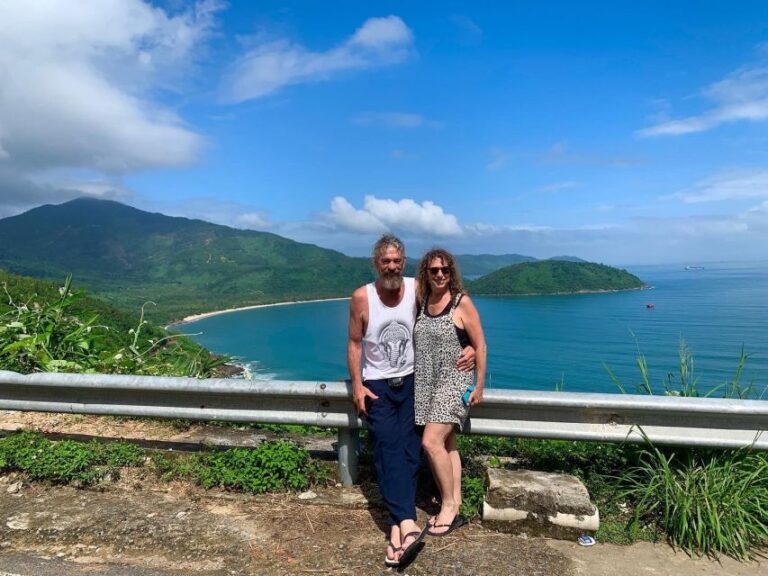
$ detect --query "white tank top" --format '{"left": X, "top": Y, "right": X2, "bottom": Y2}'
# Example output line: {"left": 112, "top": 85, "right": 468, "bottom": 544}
{"left": 362, "top": 277, "right": 416, "bottom": 380}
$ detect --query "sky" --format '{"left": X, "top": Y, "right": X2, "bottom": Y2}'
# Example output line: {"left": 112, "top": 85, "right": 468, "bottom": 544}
{"left": 1, "top": 1, "right": 768, "bottom": 265}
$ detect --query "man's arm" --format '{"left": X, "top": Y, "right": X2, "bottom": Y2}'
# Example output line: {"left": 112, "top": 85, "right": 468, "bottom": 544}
{"left": 456, "top": 345, "right": 475, "bottom": 371}
{"left": 347, "top": 287, "right": 378, "bottom": 415}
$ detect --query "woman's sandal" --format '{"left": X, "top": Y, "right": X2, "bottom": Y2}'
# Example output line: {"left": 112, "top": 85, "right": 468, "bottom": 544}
{"left": 384, "top": 541, "right": 401, "bottom": 567}
{"left": 397, "top": 529, "right": 426, "bottom": 566}
{"left": 426, "top": 515, "right": 466, "bottom": 537}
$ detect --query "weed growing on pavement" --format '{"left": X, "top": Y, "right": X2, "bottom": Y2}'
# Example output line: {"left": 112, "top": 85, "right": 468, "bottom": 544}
{"left": 0, "top": 431, "right": 144, "bottom": 485}
{"left": 151, "top": 440, "right": 332, "bottom": 493}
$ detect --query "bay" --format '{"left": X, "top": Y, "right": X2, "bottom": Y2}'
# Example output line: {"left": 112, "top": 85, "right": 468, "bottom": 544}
{"left": 186, "top": 262, "right": 768, "bottom": 396}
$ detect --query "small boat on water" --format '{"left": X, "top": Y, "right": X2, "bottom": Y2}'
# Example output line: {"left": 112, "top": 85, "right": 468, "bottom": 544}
{"left": 646, "top": 303, "right": 655, "bottom": 309}
{"left": 685, "top": 265, "right": 705, "bottom": 270}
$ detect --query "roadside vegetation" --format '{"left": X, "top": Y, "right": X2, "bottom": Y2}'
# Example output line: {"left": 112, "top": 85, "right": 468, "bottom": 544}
{"left": 0, "top": 431, "right": 330, "bottom": 494}
{"left": 0, "top": 272, "right": 226, "bottom": 377}
{"left": 605, "top": 337, "right": 766, "bottom": 400}
{"left": 1, "top": 274, "right": 765, "bottom": 560}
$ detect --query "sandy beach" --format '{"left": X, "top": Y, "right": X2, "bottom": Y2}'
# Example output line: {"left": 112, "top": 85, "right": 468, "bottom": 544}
{"left": 166, "top": 286, "right": 650, "bottom": 329}
{"left": 167, "top": 296, "right": 351, "bottom": 328}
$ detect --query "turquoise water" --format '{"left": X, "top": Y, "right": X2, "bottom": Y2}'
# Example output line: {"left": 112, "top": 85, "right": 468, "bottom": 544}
{"left": 186, "top": 262, "right": 768, "bottom": 396}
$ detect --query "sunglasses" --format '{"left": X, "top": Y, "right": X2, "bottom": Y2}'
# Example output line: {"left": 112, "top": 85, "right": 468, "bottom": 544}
{"left": 428, "top": 266, "right": 451, "bottom": 276}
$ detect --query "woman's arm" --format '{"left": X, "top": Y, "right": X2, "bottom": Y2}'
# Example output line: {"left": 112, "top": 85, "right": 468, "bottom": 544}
{"left": 457, "top": 295, "right": 487, "bottom": 405}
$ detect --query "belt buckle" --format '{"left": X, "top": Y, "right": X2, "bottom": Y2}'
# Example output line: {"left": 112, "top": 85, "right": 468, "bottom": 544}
{"left": 388, "top": 376, "right": 404, "bottom": 389}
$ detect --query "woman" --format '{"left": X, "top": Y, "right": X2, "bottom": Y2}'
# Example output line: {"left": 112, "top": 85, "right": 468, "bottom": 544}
{"left": 414, "top": 248, "right": 487, "bottom": 536}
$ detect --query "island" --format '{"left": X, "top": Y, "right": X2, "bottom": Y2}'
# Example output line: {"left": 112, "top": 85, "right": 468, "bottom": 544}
{"left": 466, "top": 260, "right": 645, "bottom": 296}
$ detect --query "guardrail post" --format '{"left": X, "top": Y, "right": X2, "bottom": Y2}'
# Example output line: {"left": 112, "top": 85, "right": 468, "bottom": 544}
{"left": 337, "top": 428, "right": 360, "bottom": 486}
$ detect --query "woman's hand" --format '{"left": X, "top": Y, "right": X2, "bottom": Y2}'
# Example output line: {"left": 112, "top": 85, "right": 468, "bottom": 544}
{"left": 469, "top": 386, "right": 483, "bottom": 407}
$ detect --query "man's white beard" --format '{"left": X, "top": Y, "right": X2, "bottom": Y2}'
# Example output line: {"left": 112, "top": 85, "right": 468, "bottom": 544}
{"left": 381, "top": 274, "right": 403, "bottom": 290}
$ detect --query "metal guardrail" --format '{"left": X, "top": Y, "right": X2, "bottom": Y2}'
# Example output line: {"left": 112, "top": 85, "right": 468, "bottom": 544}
{"left": 1, "top": 370, "right": 766, "bottom": 485}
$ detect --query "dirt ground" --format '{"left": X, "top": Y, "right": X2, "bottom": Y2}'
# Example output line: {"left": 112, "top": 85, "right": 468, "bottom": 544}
{"left": 0, "top": 412, "right": 765, "bottom": 576}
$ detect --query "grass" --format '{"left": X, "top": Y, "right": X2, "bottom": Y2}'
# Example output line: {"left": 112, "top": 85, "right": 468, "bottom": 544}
{"left": 151, "top": 441, "right": 333, "bottom": 493}
{"left": 605, "top": 336, "right": 766, "bottom": 400}
{"left": 0, "top": 431, "right": 144, "bottom": 485}
{"left": 620, "top": 437, "right": 768, "bottom": 560}
{"left": 456, "top": 431, "right": 768, "bottom": 560}
{"left": 598, "top": 343, "right": 768, "bottom": 557}
{"left": 0, "top": 431, "right": 332, "bottom": 494}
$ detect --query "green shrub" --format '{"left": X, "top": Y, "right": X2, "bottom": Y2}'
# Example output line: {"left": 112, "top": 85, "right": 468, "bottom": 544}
{"left": 152, "top": 441, "right": 330, "bottom": 494}
{"left": 0, "top": 276, "right": 225, "bottom": 377}
{"left": 513, "top": 439, "right": 631, "bottom": 478}
{"left": 98, "top": 441, "right": 145, "bottom": 467}
{"left": 460, "top": 475, "right": 486, "bottom": 518}
{"left": 0, "top": 431, "right": 143, "bottom": 485}
{"left": 456, "top": 435, "right": 516, "bottom": 458}
{"left": 252, "top": 423, "right": 335, "bottom": 437}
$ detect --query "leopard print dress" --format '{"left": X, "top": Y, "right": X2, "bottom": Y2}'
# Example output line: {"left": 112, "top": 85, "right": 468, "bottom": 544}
{"left": 414, "top": 293, "right": 473, "bottom": 430}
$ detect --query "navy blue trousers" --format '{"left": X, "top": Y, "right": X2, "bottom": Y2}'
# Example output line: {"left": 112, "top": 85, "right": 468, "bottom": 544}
{"left": 364, "top": 373, "right": 422, "bottom": 526}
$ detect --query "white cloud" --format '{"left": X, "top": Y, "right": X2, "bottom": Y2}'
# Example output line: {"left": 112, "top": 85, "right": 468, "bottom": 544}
{"left": 146, "top": 197, "right": 276, "bottom": 231}
{"left": 236, "top": 212, "right": 272, "bottom": 230}
{"left": 639, "top": 46, "right": 768, "bottom": 137}
{"left": 54, "top": 179, "right": 133, "bottom": 200}
{"left": 351, "top": 112, "right": 440, "bottom": 128}
{"left": 329, "top": 197, "right": 389, "bottom": 234}
{"left": 671, "top": 169, "right": 768, "bottom": 203}
{"left": 330, "top": 195, "right": 463, "bottom": 236}
{"left": 0, "top": 0, "right": 220, "bottom": 217}
{"left": 222, "top": 16, "right": 414, "bottom": 103}
{"left": 0, "top": 1, "right": 217, "bottom": 173}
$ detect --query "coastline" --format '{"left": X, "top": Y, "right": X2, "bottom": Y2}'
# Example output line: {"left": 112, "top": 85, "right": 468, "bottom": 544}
{"left": 166, "top": 296, "right": 351, "bottom": 328}
{"left": 166, "top": 285, "right": 650, "bottom": 329}
{"left": 471, "top": 284, "right": 652, "bottom": 298}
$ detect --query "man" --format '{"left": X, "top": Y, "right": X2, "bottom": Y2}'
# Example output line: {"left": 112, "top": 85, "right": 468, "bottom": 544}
{"left": 347, "top": 234, "right": 474, "bottom": 567}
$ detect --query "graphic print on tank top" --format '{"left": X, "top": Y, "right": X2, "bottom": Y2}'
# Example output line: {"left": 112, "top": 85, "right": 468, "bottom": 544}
{"left": 377, "top": 320, "right": 412, "bottom": 370}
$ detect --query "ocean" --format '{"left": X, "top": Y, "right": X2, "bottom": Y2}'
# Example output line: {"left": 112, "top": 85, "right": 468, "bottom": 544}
{"left": 185, "top": 261, "right": 768, "bottom": 397}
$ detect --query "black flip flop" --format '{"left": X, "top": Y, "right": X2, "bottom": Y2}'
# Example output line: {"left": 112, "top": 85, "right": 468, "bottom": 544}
{"left": 426, "top": 515, "right": 466, "bottom": 537}
{"left": 397, "top": 529, "right": 426, "bottom": 566}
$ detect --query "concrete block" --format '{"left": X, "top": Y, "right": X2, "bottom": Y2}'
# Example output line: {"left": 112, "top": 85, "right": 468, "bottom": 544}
{"left": 482, "top": 468, "right": 599, "bottom": 539}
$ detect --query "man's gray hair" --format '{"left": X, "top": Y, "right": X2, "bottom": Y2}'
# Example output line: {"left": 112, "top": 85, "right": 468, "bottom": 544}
{"left": 372, "top": 234, "right": 405, "bottom": 260}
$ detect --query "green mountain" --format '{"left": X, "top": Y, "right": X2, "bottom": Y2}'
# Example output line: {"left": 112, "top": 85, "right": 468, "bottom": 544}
{"left": 0, "top": 198, "right": 375, "bottom": 322}
{"left": 467, "top": 260, "right": 645, "bottom": 295}
{"left": 454, "top": 253, "right": 536, "bottom": 276}
{"left": 547, "top": 255, "right": 588, "bottom": 263}
{"left": 0, "top": 199, "right": 634, "bottom": 321}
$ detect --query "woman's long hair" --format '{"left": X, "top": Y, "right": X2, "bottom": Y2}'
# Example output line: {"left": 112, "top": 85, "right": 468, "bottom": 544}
{"left": 416, "top": 248, "right": 465, "bottom": 305}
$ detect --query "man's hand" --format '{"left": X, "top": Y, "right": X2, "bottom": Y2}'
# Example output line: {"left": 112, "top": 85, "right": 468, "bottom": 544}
{"left": 456, "top": 345, "right": 476, "bottom": 372}
{"left": 352, "top": 384, "right": 379, "bottom": 416}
